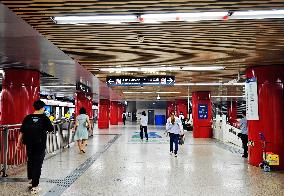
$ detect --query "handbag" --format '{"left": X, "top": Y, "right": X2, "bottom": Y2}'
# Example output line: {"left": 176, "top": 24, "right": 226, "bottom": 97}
{"left": 84, "top": 120, "right": 89, "bottom": 128}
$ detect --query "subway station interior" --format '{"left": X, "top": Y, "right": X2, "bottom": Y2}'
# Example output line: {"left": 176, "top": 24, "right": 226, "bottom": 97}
{"left": 0, "top": 1, "right": 284, "bottom": 195}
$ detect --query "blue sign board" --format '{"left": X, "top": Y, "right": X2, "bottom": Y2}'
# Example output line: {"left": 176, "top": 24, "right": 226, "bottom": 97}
{"left": 44, "top": 106, "right": 51, "bottom": 117}
{"left": 198, "top": 104, "right": 208, "bottom": 119}
{"left": 106, "top": 76, "right": 175, "bottom": 86}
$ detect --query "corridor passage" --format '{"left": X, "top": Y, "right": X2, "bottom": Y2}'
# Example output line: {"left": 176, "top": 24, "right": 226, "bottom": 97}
{"left": 1, "top": 124, "right": 284, "bottom": 196}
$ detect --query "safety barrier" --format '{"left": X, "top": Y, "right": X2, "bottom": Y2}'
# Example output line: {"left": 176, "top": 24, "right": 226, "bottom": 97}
{"left": 213, "top": 120, "right": 242, "bottom": 148}
{"left": 0, "top": 124, "right": 25, "bottom": 177}
{"left": 0, "top": 119, "right": 75, "bottom": 177}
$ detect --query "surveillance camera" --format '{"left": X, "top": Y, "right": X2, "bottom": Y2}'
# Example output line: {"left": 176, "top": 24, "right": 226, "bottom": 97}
{"left": 136, "top": 34, "right": 144, "bottom": 43}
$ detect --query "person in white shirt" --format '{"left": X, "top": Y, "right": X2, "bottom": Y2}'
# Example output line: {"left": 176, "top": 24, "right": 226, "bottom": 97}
{"left": 238, "top": 110, "right": 248, "bottom": 158}
{"left": 178, "top": 111, "right": 185, "bottom": 121}
{"left": 140, "top": 111, "right": 148, "bottom": 141}
{"left": 166, "top": 112, "right": 183, "bottom": 157}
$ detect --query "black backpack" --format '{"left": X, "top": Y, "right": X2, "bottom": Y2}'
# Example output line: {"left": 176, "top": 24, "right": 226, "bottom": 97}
{"left": 22, "top": 115, "right": 44, "bottom": 145}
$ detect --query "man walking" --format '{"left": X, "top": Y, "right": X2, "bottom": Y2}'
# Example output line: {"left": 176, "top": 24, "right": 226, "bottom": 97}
{"left": 140, "top": 111, "right": 148, "bottom": 141}
{"left": 17, "top": 100, "right": 54, "bottom": 194}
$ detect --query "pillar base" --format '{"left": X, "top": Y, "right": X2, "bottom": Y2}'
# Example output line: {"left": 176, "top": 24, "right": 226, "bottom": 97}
{"left": 193, "top": 126, "right": 212, "bottom": 138}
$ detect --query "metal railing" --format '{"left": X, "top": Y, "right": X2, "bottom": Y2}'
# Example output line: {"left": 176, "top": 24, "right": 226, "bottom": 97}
{"left": 0, "top": 119, "right": 76, "bottom": 177}
{"left": 0, "top": 124, "right": 23, "bottom": 177}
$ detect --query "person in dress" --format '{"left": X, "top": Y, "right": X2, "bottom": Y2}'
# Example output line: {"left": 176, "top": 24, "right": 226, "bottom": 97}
{"left": 74, "top": 107, "right": 90, "bottom": 153}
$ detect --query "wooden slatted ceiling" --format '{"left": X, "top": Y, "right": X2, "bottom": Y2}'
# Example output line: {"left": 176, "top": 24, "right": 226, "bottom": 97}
{"left": 2, "top": 0, "right": 284, "bottom": 100}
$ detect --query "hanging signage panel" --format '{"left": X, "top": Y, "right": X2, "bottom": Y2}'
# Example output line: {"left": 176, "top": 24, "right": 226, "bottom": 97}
{"left": 245, "top": 77, "right": 259, "bottom": 120}
{"left": 106, "top": 76, "right": 175, "bottom": 86}
{"left": 76, "top": 82, "right": 92, "bottom": 93}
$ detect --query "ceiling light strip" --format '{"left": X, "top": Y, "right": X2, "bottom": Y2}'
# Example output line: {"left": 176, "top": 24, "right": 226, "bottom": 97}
{"left": 179, "top": 95, "right": 244, "bottom": 98}
{"left": 211, "top": 95, "right": 245, "bottom": 98}
{"left": 41, "top": 85, "right": 76, "bottom": 88}
{"left": 100, "top": 66, "right": 224, "bottom": 72}
{"left": 53, "top": 9, "right": 284, "bottom": 24}
{"left": 174, "top": 83, "right": 245, "bottom": 86}
{"left": 123, "top": 91, "right": 180, "bottom": 94}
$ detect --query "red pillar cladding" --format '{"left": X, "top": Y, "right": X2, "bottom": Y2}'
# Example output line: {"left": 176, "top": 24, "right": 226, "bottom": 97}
{"left": 86, "top": 94, "right": 93, "bottom": 119}
{"left": 192, "top": 91, "right": 212, "bottom": 138}
{"left": 98, "top": 99, "right": 110, "bottom": 129}
{"left": 1, "top": 68, "right": 40, "bottom": 124}
{"left": 75, "top": 92, "right": 93, "bottom": 118}
{"left": 117, "top": 103, "right": 123, "bottom": 122}
{"left": 0, "top": 68, "right": 39, "bottom": 165}
{"left": 176, "top": 99, "right": 188, "bottom": 118}
{"left": 110, "top": 101, "right": 118, "bottom": 125}
{"left": 227, "top": 100, "right": 237, "bottom": 125}
{"left": 75, "top": 92, "right": 85, "bottom": 117}
{"left": 166, "top": 101, "right": 175, "bottom": 119}
{"left": 246, "top": 65, "right": 284, "bottom": 169}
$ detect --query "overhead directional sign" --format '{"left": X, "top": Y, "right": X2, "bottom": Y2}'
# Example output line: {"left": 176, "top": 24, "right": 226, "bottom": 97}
{"left": 76, "top": 82, "right": 92, "bottom": 93}
{"left": 106, "top": 76, "right": 175, "bottom": 86}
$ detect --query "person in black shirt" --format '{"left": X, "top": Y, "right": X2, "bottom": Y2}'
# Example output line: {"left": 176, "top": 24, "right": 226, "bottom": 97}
{"left": 16, "top": 100, "right": 54, "bottom": 194}
{"left": 122, "top": 112, "right": 126, "bottom": 125}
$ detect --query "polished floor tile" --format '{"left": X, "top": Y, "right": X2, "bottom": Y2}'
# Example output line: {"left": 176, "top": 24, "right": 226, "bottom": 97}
{"left": 1, "top": 124, "right": 284, "bottom": 196}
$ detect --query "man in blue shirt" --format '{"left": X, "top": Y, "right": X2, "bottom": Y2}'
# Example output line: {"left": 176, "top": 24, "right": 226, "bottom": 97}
{"left": 238, "top": 110, "right": 248, "bottom": 158}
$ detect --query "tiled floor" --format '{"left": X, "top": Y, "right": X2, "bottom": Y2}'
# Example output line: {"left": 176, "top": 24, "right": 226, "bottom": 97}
{"left": 1, "top": 124, "right": 284, "bottom": 196}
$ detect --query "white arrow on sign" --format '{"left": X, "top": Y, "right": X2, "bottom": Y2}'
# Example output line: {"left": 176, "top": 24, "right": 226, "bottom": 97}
{"left": 167, "top": 77, "right": 174, "bottom": 84}
{"left": 108, "top": 79, "right": 114, "bottom": 84}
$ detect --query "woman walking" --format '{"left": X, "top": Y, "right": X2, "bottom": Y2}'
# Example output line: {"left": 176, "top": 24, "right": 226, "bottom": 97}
{"left": 74, "top": 107, "right": 90, "bottom": 153}
{"left": 166, "top": 112, "right": 183, "bottom": 157}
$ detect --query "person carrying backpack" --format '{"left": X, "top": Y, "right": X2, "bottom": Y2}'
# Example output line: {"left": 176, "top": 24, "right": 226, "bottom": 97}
{"left": 16, "top": 100, "right": 54, "bottom": 194}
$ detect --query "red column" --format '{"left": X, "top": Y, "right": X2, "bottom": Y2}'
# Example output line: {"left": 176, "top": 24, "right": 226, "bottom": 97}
{"left": 98, "top": 99, "right": 109, "bottom": 129}
{"left": 176, "top": 99, "right": 188, "bottom": 119}
{"left": 75, "top": 92, "right": 85, "bottom": 117}
{"left": 227, "top": 100, "right": 237, "bottom": 125}
{"left": 246, "top": 65, "right": 284, "bottom": 169}
{"left": 192, "top": 91, "right": 212, "bottom": 138}
{"left": 117, "top": 103, "right": 123, "bottom": 123}
{"left": 86, "top": 94, "right": 93, "bottom": 119}
{"left": 166, "top": 101, "right": 175, "bottom": 119}
{"left": 75, "top": 92, "right": 93, "bottom": 118}
{"left": 1, "top": 68, "right": 40, "bottom": 124}
{"left": 110, "top": 101, "right": 118, "bottom": 125}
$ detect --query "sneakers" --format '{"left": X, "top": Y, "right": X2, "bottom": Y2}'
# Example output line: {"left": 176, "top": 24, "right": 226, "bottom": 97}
{"left": 174, "top": 154, "right": 178, "bottom": 157}
{"left": 30, "top": 187, "right": 41, "bottom": 195}
{"left": 170, "top": 151, "right": 173, "bottom": 155}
